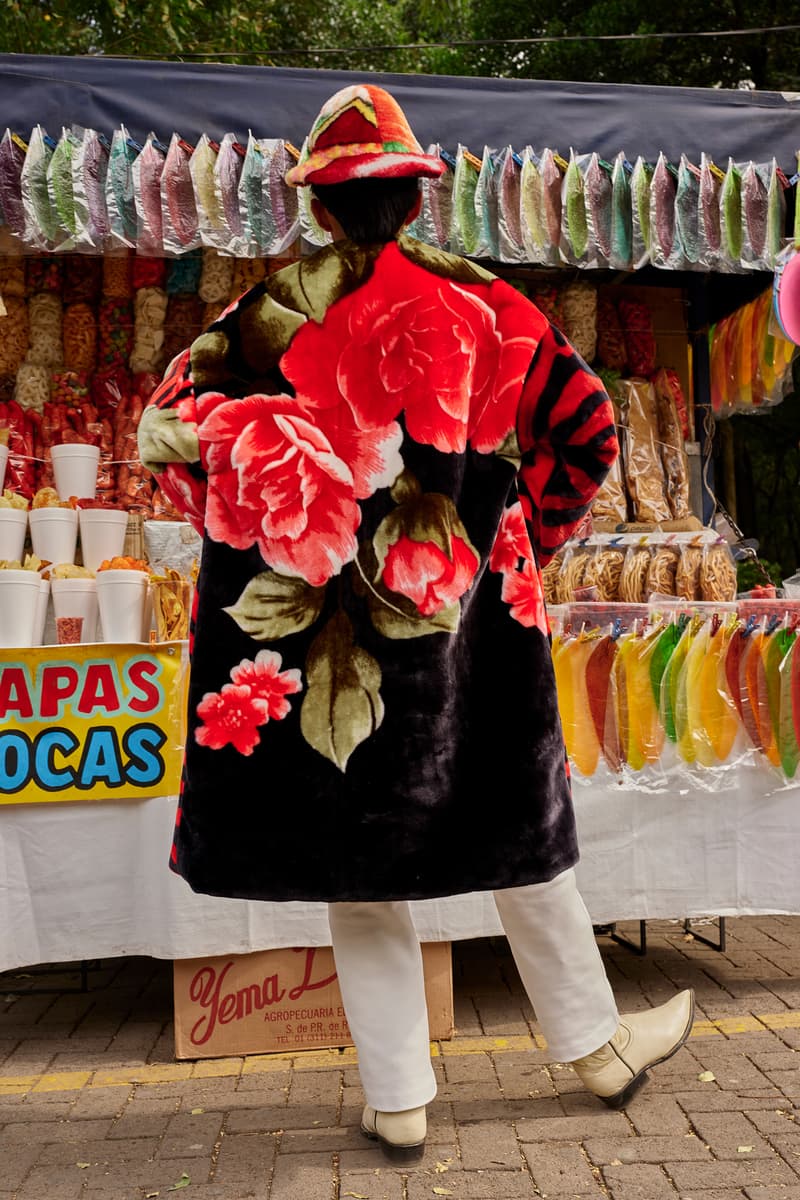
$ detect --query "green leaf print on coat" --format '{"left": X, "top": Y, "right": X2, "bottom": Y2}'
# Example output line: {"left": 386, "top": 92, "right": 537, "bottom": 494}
{"left": 223, "top": 571, "right": 326, "bottom": 641}
{"left": 300, "top": 611, "right": 384, "bottom": 772}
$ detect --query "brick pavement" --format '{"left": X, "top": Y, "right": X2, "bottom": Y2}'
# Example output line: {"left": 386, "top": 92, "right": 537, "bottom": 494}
{"left": 0, "top": 917, "right": 799, "bottom": 1199}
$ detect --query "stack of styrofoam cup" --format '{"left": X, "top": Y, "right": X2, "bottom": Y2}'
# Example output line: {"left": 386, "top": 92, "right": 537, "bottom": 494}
{"left": 96, "top": 569, "right": 150, "bottom": 642}
{"left": 78, "top": 508, "right": 129, "bottom": 572}
{"left": 0, "top": 508, "right": 28, "bottom": 562}
{"left": 0, "top": 569, "right": 42, "bottom": 647}
{"left": 29, "top": 507, "right": 79, "bottom": 566}
{"left": 51, "top": 577, "right": 99, "bottom": 643}
{"left": 50, "top": 444, "right": 100, "bottom": 502}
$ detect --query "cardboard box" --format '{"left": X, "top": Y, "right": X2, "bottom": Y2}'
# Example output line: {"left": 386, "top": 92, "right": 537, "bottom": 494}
{"left": 174, "top": 942, "right": 453, "bottom": 1060}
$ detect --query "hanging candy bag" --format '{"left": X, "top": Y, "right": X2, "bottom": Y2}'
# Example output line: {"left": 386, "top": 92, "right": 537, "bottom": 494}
{"left": 449, "top": 146, "right": 485, "bottom": 257}
{"left": 266, "top": 141, "right": 300, "bottom": 256}
{"left": 630, "top": 156, "right": 653, "bottom": 269}
{"left": 47, "top": 126, "right": 79, "bottom": 247}
{"left": 214, "top": 133, "right": 248, "bottom": 257}
{"left": 0, "top": 129, "right": 26, "bottom": 238}
{"left": 20, "top": 125, "right": 59, "bottom": 250}
{"left": 740, "top": 160, "right": 770, "bottom": 270}
{"left": 495, "top": 145, "right": 524, "bottom": 263}
{"left": 697, "top": 153, "right": 724, "bottom": 270}
{"left": 190, "top": 133, "right": 226, "bottom": 250}
{"left": 106, "top": 126, "right": 139, "bottom": 249}
{"left": 161, "top": 133, "right": 200, "bottom": 255}
{"left": 719, "top": 159, "right": 743, "bottom": 269}
{"left": 132, "top": 133, "right": 166, "bottom": 256}
{"left": 609, "top": 152, "right": 632, "bottom": 270}
{"left": 474, "top": 145, "right": 499, "bottom": 260}
{"left": 674, "top": 155, "right": 701, "bottom": 268}
{"left": 238, "top": 133, "right": 279, "bottom": 256}
{"left": 73, "top": 128, "right": 110, "bottom": 251}
{"left": 584, "top": 153, "right": 612, "bottom": 267}
{"left": 519, "top": 146, "right": 550, "bottom": 264}
{"left": 649, "top": 152, "right": 683, "bottom": 270}
{"left": 561, "top": 149, "right": 590, "bottom": 265}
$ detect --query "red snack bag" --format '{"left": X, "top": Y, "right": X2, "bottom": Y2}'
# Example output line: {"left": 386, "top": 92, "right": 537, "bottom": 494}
{"left": 618, "top": 298, "right": 657, "bottom": 377}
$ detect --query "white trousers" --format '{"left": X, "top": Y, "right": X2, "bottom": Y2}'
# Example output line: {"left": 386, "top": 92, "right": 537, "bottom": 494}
{"left": 328, "top": 867, "right": 619, "bottom": 1111}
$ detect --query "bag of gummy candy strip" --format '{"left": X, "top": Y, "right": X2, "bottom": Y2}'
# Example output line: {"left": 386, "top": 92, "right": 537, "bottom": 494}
{"left": 47, "top": 126, "right": 80, "bottom": 249}
{"left": 560, "top": 148, "right": 591, "bottom": 266}
{"left": 406, "top": 143, "right": 442, "bottom": 249}
{"left": 132, "top": 132, "right": 166, "bottom": 256}
{"left": 0, "top": 129, "right": 27, "bottom": 238}
{"left": 106, "top": 126, "right": 139, "bottom": 250}
{"left": 20, "top": 124, "right": 59, "bottom": 250}
{"left": 495, "top": 146, "right": 525, "bottom": 263}
{"left": 449, "top": 145, "right": 486, "bottom": 258}
{"left": 609, "top": 152, "right": 632, "bottom": 271}
{"left": 214, "top": 132, "right": 249, "bottom": 258}
{"left": 719, "top": 158, "right": 744, "bottom": 270}
{"left": 674, "top": 155, "right": 701, "bottom": 269}
{"left": 519, "top": 146, "right": 550, "bottom": 265}
{"left": 190, "top": 132, "right": 226, "bottom": 251}
{"left": 161, "top": 133, "right": 200, "bottom": 256}
{"left": 474, "top": 145, "right": 499, "bottom": 260}
{"left": 697, "top": 153, "right": 724, "bottom": 270}
{"left": 630, "top": 156, "right": 653, "bottom": 270}
{"left": 649, "top": 152, "right": 684, "bottom": 270}
{"left": 73, "top": 128, "right": 110, "bottom": 251}
{"left": 266, "top": 141, "right": 300, "bottom": 256}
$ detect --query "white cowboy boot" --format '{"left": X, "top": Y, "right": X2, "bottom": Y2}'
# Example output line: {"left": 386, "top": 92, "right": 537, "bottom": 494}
{"left": 571, "top": 989, "right": 695, "bottom": 1108}
{"left": 361, "top": 1104, "right": 427, "bottom": 1160}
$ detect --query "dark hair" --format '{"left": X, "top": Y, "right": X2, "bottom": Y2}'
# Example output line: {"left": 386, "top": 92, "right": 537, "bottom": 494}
{"left": 311, "top": 177, "right": 421, "bottom": 243}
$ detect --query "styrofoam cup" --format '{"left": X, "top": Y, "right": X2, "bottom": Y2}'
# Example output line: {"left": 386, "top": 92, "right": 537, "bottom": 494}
{"left": 78, "top": 508, "right": 129, "bottom": 572}
{"left": 32, "top": 576, "right": 50, "bottom": 647}
{"left": 0, "top": 569, "right": 42, "bottom": 647}
{"left": 0, "top": 443, "right": 8, "bottom": 492}
{"left": 95, "top": 569, "right": 150, "bottom": 642}
{"left": 29, "top": 508, "right": 78, "bottom": 566}
{"left": 0, "top": 508, "right": 28, "bottom": 562}
{"left": 50, "top": 443, "right": 100, "bottom": 501}
{"left": 51, "top": 577, "right": 98, "bottom": 643}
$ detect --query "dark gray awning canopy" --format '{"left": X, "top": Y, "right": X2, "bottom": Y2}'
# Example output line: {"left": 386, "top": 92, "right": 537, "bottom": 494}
{"left": 1, "top": 54, "right": 799, "bottom": 170}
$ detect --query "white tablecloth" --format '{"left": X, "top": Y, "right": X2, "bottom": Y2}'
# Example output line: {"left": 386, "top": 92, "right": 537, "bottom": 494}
{"left": 2, "top": 764, "right": 799, "bottom": 972}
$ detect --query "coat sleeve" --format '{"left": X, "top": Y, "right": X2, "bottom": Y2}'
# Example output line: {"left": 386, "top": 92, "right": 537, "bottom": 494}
{"left": 516, "top": 321, "right": 619, "bottom": 564}
{"left": 137, "top": 348, "right": 208, "bottom": 536}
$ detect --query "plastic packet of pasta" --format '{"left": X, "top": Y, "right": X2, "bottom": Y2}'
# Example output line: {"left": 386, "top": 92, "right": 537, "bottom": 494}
{"left": 649, "top": 152, "right": 683, "bottom": 270}
{"left": 0, "top": 129, "right": 27, "bottom": 237}
{"left": 560, "top": 281, "right": 597, "bottom": 362}
{"left": 72, "top": 128, "right": 110, "bottom": 250}
{"left": 675, "top": 155, "right": 701, "bottom": 269}
{"left": 719, "top": 159, "right": 743, "bottom": 269}
{"left": 20, "top": 125, "right": 59, "bottom": 250}
{"left": 519, "top": 146, "right": 550, "bottom": 264}
{"left": 47, "top": 126, "right": 80, "bottom": 247}
{"left": 609, "top": 153, "right": 632, "bottom": 270}
{"left": 191, "top": 133, "right": 226, "bottom": 250}
{"left": 132, "top": 133, "right": 166, "bottom": 256}
{"left": 449, "top": 145, "right": 485, "bottom": 257}
{"left": 214, "top": 133, "right": 249, "bottom": 257}
{"left": 161, "top": 133, "right": 200, "bottom": 255}
{"left": 106, "top": 126, "right": 139, "bottom": 249}
{"left": 630, "top": 157, "right": 653, "bottom": 270}
{"left": 266, "top": 141, "right": 300, "bottom": 256}
{"left": 697, "top": 153, "right": 724, "bottom": 270}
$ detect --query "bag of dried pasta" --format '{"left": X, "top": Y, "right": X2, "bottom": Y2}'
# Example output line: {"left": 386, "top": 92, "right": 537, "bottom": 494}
{"left": 541, "top": 551, "right": 564, "bottom": 607}
{"left": 619, "top": 543, "right": 652, "bottom": 604}
{"left": 654, "top": 374, "right": 690, "bottom": 519}
{"left": 617, "top": 378, "right": 671, "bottom": 524}
{"left": 560, "top": 281, "right": 597, "bottom": 363}
{"left": 559, "top": 542, "right": 595, "bottom": 602}
{"left": 700, "top": 541, "right": 737, "bottom": 603}
{"left": 645, "top": 543, "right": 680, "bottom": 598}
{"left": 591, "top": 451, "right": 627, "bottom": 524}
{"left": 583, "top": 543, "right": 625, "bottom": 602}
{"left": 675, "top": 541, "right": 703, "bottom": 601}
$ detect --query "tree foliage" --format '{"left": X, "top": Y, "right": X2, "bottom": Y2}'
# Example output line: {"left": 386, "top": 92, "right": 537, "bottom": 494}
{"left": 2, "top": 0, "right": 799, "bottom": 92}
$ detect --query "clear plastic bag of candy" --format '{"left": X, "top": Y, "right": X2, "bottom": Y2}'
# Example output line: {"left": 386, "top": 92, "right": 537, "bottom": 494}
{"left": 47, "top": 126, "right": 80, "bottom": 247}
{"left": 519, "top": 146, "right": 549, "bottom": 265}
{"left": 584, "top": 153, "right": 613, "bottom": 267}
{"left": 106, "top": 126, "right": 139, "bottom": 250}
{"left": 20, "top": 125, "right": 59, "bottom": 250}
{"left": 561, "top": 149, "right": 591, "bottom": 266}
{"left": 741, "top": 159, "right": 786, "bottom": 272}
{"left": 719, "top": 158, "right": 743, "bottom": 270}
{"left": 630, "top": 156, "right": 653, "bottom": 270}
{"left": 0, "top": 129, "right": 26, "bottom": 238}
{"left": 649, "top": 152, "right": 684, "bottom": 270}
{"left": 298, "top": 161, "right": 331, "bottom": 249}
{"left": 697, "top": 153, "right": 724, "bottom": 270}
{"left": 132, "top": 132, "right": 166, "bottom": 256}
{"left": 474, "top": 145, "right": 499, "bottom": 260}
{"left": 406, "top": 142, "right": 441, "bottom": 248}
{"left": 675, "top": 155, "right": 701, "bottom": 269}
{"left": 449, "top": 145, "right": 485, "bottom": 257}
{"left": 266, "top": 141, "right": 300, "bottom": 256}
{"left": 72, "top": 128, "right": 110, "bottom": 251}
{"left": 191, "top": 133, "right": 226, "bottom": 250}
{"left": 238, "top": 133, "right": 280, "bottom": 256}
{"left": 493, "top": 145, "right": 524, "bottom": 263}
{"left": 406, "top": 143, "right": 450, "bottom": 250}
{"left": 161, "top": 133, "right": 200, "bottom": 255}
{"left": 609, "top": 153, "right": 632, "bottom": 270}
{"left": 214, "top": 133, "right": 249, "bottom": 257}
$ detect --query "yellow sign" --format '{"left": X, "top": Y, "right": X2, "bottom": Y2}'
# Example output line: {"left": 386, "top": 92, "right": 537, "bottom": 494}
{"left": 0, "top": 644, "right": 186, "bottom": 805}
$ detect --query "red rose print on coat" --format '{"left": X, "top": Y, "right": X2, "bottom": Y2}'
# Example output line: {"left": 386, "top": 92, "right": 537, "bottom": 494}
{"left": 197, "top": 393, "right": 402, "bottom": 587}
{"left": 489, "top": 502, "right": 548, "bottom": 634}
{"left": 195, "top": 651, "right": 302, "bottom": 756}
{"left": 382, "top": 532, "right": 479, "bottom": 617}
{"left": 280, "top": 244, "right": 538, "bottom": 455}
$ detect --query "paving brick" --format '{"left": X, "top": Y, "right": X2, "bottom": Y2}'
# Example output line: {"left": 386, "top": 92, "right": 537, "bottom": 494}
{"left": 600, "top": 1162, "right": 678, "bottom": 1199}
{"left": 689, "top": 1112, "right": 776, "bottom": 1158}
{"left": 68, "top": 1088, "right": 131, "bottom": 1118}
{"left": 516, "top": 1112, "right": 631, "bottom": 1142}
{"left": 276, "top": 1124, "right": 367, "bottom": 1153}
{"left": 443, "top": 1052, "right": 498, "bottom": 1083}
{"left": 586, "top": 1134, "right": 712, "bottom": 1165}
{"left": 338, "top": 1139, "right": 460, "bottom": 1174}
{"left": 36, "top": 1135, "right": 160, "bottom": 1165}
{"left": 269, "top": 1150, "right": 334, "bottom": 1200}
{"left": 15, "top": 1164, "right": 87, "bottom": 1199}
{"left": 745, "top": 1188, "right": 800, "bottom": 1199}
{"left": 0, "top": 1116, "right": 112, "bottom": 1143}
{"left": 666, "top": 1158, "right": 800, "bottom": 1190}
{"left": 743, "top": 1108, "right": 800, "bottom": 1137}
{"left": 211, "top": 1131, "right": 277, "bottom": 1185}
{"left": 1, "top": 1142, "right": 43, "bottom": 1189}
{"left": 493, "top": 1056, "right": 556, "bottom": 1100}
{"left": 286, "top": 1069, "right": 342, "bottom": 1105}
{"left": 406, "top": 1169, "right": 537, "bottom": 1199}
{"left": 627, "top": 1095, "right": 691, "bottom": 1136}
{"left": 675, "top": 1091, "right": 788, "bottom": 1114}
{"left": 339, "top": 1168, "right": 405, "bottom": 1199}
{"left": 458, "top": 1119, "right": 523, "bottom": 1169}
{"left": 522, "top": 1141, "right": 603, "bottom": 1195}
{"left": 159, "top": 1110, "right": 225, "bottom": 1158}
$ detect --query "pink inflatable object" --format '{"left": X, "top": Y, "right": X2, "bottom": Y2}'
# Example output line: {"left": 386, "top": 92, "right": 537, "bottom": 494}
{"left": 774, "top": 247, "right": 800, "bottom": 345}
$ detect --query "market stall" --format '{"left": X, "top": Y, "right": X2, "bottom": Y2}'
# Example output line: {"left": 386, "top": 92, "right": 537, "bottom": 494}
{"left": 2, "top": 55, "right": 800, "bottom": 973}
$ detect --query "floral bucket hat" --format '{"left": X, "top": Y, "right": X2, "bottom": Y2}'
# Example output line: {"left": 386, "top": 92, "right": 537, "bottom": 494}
{"left": 285, "top": 83, "right": 445, "bottom": 187}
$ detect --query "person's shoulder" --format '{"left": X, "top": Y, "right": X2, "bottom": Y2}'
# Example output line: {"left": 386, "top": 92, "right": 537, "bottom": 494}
{"left": 395, "top": 234, "right": 499, "bottom": 288}
{"left": 264, "top": 241, "right": 385, "bottom": 322}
